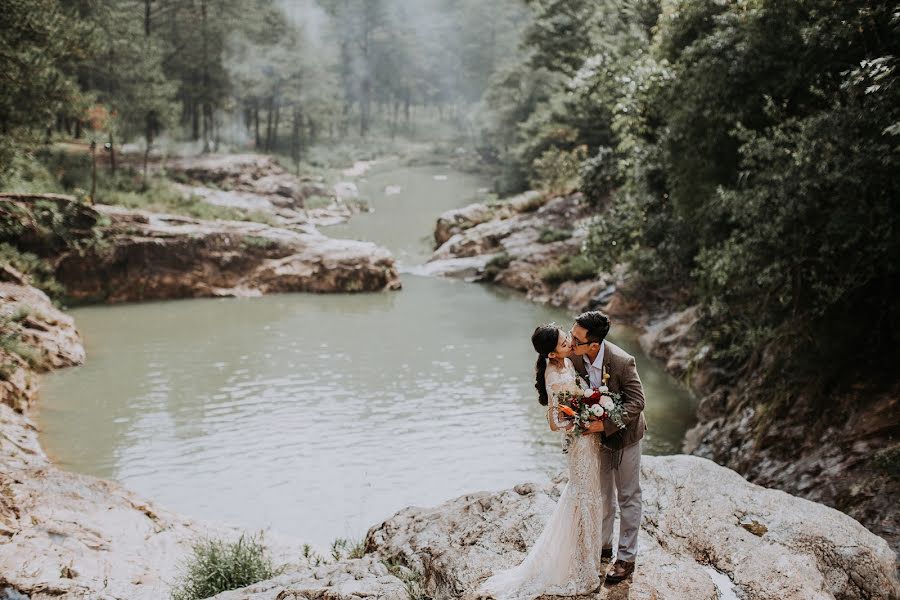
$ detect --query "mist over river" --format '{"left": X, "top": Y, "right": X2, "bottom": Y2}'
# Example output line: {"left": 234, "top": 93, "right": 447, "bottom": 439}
{"left": 39, "top": 163, "right": 695, "bottom": 547}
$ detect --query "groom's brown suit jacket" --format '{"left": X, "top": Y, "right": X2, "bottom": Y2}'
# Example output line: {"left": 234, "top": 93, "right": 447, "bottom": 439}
{"left": 572, "top": 340, "right": 647, "bottom": 450}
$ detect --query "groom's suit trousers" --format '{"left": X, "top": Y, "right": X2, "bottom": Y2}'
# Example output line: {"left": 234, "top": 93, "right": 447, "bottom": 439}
{"left": 599, "top": 439, "right": 642, "bottom": 562}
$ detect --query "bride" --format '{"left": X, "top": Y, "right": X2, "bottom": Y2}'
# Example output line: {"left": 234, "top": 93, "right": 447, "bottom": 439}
{"left": 477, "top": 324, "right": 605, "bottom": 599}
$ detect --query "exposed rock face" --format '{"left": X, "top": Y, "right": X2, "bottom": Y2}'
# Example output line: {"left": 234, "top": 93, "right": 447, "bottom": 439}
{"left": 1, "top": 402, "right": 208, "bottom": 600}
{"left": 215, "top": 455, "right": 899, "bottom": 600}
{"left": 0, "top": 281, "right": 84, "bottom": 414}
{"left": 209, "top": 556, "right": 411, "bottom": 600}
{"left": 41, "top": 204, "right": 401, "bottom": 303}
{"left": 163, "top": 154, "right": 365, "bottom": 227}
{"left": 432, "top": 190, "right": 544, "bottom": 247}
{"left": 430, "top": 192, "right": 608, "bottom": 306}
{"left": 637, "top": 307, "right": 900, "bottom": 558}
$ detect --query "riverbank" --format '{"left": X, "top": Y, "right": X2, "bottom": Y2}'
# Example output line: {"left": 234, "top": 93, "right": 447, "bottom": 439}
{"left": 2, "top": 157, "right": 896, "bottom": 598}
{"left": 1, "top": 151, "right": 402, "bottom": 302}
{"left": 3, "top": 280, "right": 895, "bottom": 599}
{"left": 425, "top": 190, "right": 900, "bottom": 559}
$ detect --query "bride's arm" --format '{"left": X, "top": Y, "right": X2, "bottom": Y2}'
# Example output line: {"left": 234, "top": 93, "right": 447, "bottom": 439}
{"left": 546, "top": 368, "right": 575, "bottom": 432}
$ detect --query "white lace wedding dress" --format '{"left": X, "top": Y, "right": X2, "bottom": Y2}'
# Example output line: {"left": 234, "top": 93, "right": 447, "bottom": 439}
{"left": 477, "top": 358, "right": 605, "bottom": 599}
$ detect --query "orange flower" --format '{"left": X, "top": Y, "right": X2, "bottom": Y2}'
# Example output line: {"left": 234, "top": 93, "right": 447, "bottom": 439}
{"left": 558, "top": 405, "right": 576, "bottom": 417}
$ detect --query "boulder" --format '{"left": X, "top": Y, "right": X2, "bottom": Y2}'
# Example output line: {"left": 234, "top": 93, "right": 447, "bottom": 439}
{"left": 0, "top": 282, "right": 84, "bottom": 412}
{"left": 364, "top": 455, "right": 899, "bottom": 600}
{"left": 429, "top": 193, "right": 593, "bottom": 303}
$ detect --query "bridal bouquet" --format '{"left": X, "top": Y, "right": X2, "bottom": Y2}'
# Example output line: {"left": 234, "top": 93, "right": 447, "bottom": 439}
{"left": 554, "top": 382, "right": 625, "bottom": 435}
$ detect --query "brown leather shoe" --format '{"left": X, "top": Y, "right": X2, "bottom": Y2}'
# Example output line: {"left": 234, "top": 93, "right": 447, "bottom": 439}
{"left": 606, "top": 559, "right": 635, "bottom": 583}
{"left": 601, "top": 547, "right": 613, "bottom": 560}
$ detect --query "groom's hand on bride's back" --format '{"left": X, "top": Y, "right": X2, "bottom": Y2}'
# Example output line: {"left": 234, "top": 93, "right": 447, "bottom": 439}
{"left": 581, "top": 420, "right": 604, "bottom": 435}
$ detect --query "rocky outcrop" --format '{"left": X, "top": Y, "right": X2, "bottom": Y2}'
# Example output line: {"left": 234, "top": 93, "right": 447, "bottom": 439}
{"left": 163, "top": 154, "right": 366, "bottom": 227}
{"left": 0, "top": 284, "right": 179, "bottom": 598}
{"left": 55, "top": 205, "right": 401, "bottom": 303}
{"left": 637, "top": 306, "right": 900, "bottom": 558}
{"left": 212, "top": 455, "right": 899, "bottom": 600}
{"left": 429, "top": 192, "right": 613, "bottom": 307}
{"left": 1, "top": 195, "right": 401, "bottom": 303}
{"left": 0, "top": 279, "right": 84, "bottom": 412}
{"left": 2, "top": 281, "right": 896, "bottom": 600}
{"left": 209, "top": 556, "right": 411, "bottom": 600}
{"left": 432, "top": 191, "right": 543, "bottom": 247}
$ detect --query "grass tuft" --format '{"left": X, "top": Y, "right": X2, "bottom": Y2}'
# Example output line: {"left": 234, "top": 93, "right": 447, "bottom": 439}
{"left": 383, "top": 557, "right": 428, "bottom": 600}
{"left": 483, "top": 253, "right": 511, "bottom": 281}
{"left": 170, "top": 533, "right": 282, "bottom": 600}
{"left": 537, "top": 228, "right": 571, "bottom": 244}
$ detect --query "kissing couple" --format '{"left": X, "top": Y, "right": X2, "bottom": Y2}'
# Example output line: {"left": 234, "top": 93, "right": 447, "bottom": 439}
{"left": 478, "top": 310, "right": 648, "bottom": 599}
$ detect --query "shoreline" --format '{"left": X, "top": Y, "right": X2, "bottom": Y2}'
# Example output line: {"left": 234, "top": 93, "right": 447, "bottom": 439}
{"left": 2, "top": 161, "right": 897, "bottom": 598}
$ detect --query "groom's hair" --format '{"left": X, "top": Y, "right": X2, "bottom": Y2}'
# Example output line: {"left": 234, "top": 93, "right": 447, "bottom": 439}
{"left": 575, "top": 311, "right": 610, "bottom": 343}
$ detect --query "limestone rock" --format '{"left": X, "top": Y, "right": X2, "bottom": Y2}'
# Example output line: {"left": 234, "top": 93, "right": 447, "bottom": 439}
{"left": 55, "top": 205, "right": 401, "bottom": 303}
{"left": 429, "top": 193, "right": 596, "bottom": 307}
{"left": 431, "top": 191, "right": 544, "bottom": 247}
{"left": 209, "top": 556, "right": 410, "bottom": 600}
{"left": 163, "top": 154, "right": 359, "bottom": 227}
{"left": 363, "top": 455, "right": 899, "bottom": 600}
{"left": 0, "top": 282, "right": 84, "bottom": 412}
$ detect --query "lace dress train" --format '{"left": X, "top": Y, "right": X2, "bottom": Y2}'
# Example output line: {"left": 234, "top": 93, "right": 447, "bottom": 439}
{"left": 477, "top": 359, "right": 605, "bottom": 599}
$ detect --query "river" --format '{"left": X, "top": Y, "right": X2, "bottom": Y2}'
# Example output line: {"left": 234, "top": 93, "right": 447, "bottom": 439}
{"left": 38, "top": 162, "right": 696, "bottom": 547}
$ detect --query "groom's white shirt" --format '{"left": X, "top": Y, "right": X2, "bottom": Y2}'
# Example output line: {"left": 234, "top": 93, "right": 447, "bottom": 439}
{"left": 582, "top": 342, "right": 606, "bottom": 388}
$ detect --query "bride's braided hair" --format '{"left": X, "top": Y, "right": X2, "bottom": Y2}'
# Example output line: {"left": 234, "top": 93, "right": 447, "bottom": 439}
{"left": 532, "top": 325, "right": 561, "bottom": 406}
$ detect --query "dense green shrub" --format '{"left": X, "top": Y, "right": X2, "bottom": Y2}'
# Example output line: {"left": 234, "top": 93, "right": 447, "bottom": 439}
{"left": 540, "top": 254, "right": 598, "bottom": 285}
{"left": 0, "top": 243, "right": 65, "bottom": 300}
{"left": 578, "top": 146, "right": 620, "bottom": 206}
{"left": 529, "top": 145, "right": 588, "bottom": 196}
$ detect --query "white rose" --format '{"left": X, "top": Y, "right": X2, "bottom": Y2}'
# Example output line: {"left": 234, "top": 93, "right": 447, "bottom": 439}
{"left": 600, "top": 397, "right": 615, "bottom": 411}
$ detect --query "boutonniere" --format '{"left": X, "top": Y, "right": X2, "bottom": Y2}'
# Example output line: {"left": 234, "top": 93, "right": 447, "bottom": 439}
{"left": 602, "top": 364, "right": 610, "bottom": 386}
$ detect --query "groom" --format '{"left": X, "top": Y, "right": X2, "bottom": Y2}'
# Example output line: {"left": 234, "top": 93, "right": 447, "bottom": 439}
{"left": 570, "top": 310, "right": 647, "bottom": 584}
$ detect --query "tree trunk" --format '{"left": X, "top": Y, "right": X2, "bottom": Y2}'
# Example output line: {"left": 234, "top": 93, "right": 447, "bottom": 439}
{"left": 254, "top": 104, "right": 261, "bottom": 148}
{"left": 308, "top": 118, "right": 318, "bottom": 144}
{"left": 264, "top": 98, "right": 274, "bottom": 151}
{"left": 192, "top": 100, "right": 200, "bottom": 141}
{"left": 200, "top": 0, "right": 210, "bottom": 151}
{"left": 89, "top": 142, "right": 97, "bottom": 204}
{"left": 143, "top": 119, "right": 153, "bottom": 183}
{"left": 291, "top": 106, "right": 302, "bottom": 175}
{"left": 271, "top": 101, "right": 281, "bottom": 150}
{"left": 108, "top": 131, "right": 117, "bottom": 176}
{"left": 360, "top": 78, "right": 370, "bottom": 137}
